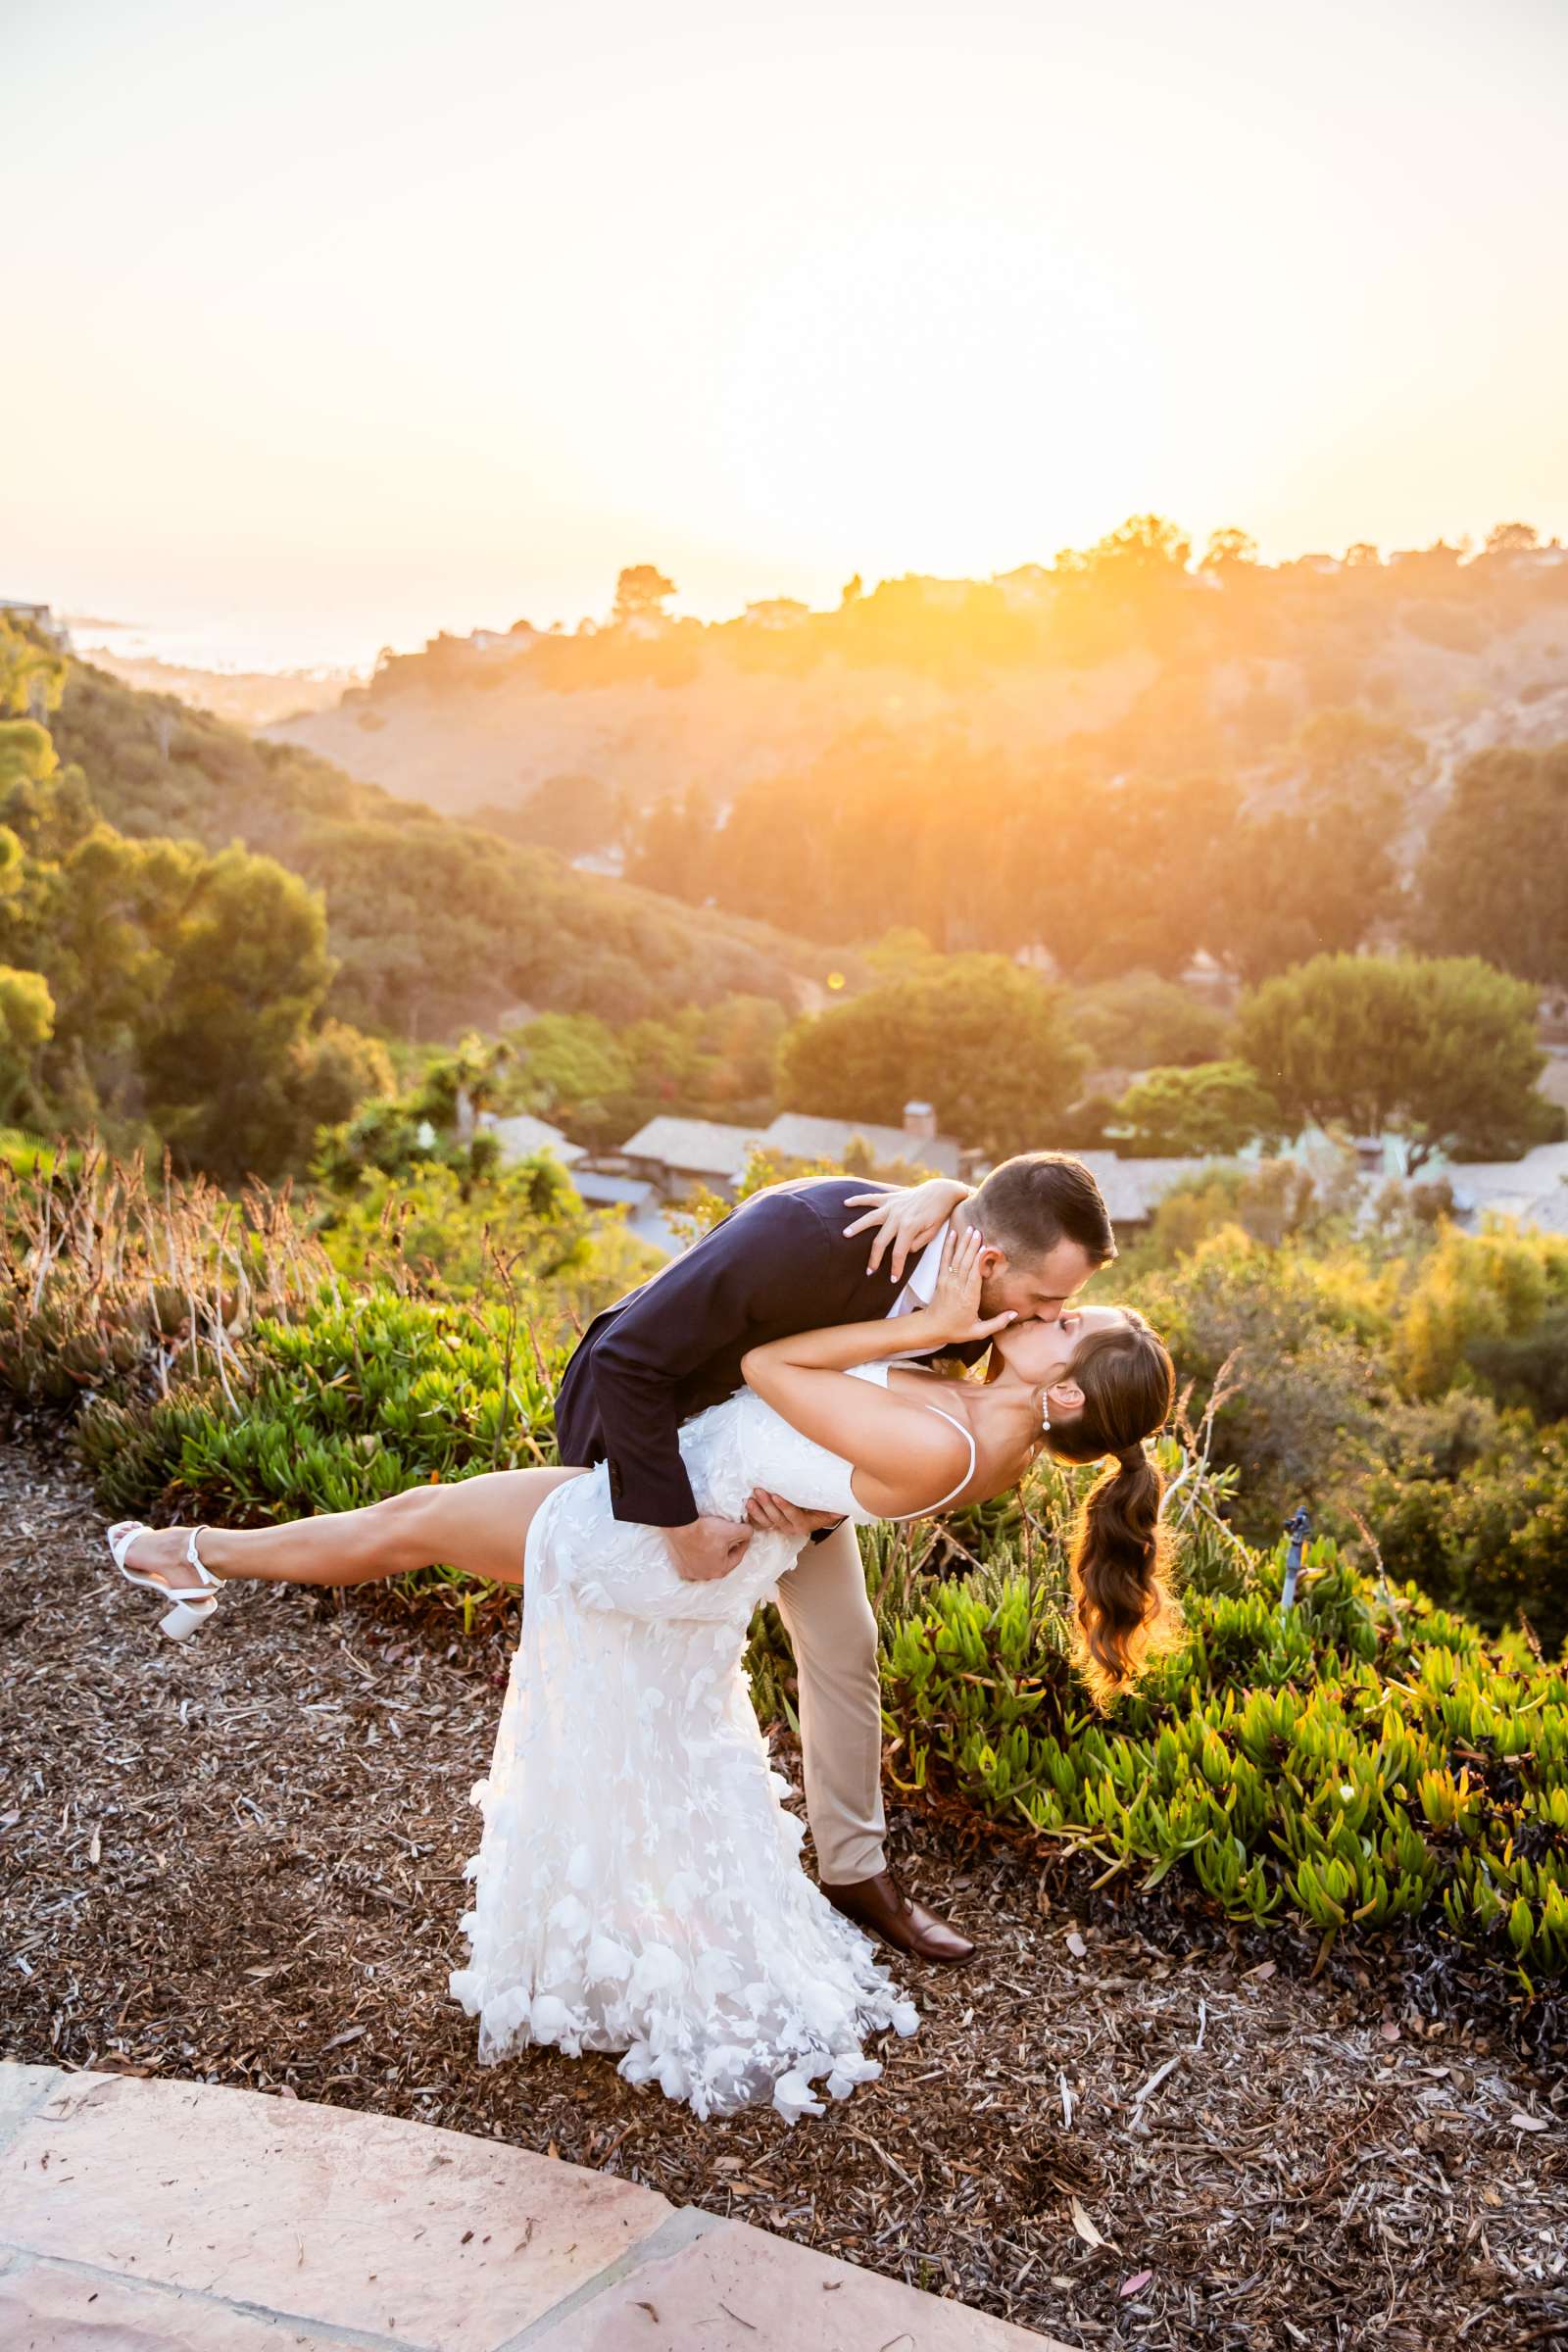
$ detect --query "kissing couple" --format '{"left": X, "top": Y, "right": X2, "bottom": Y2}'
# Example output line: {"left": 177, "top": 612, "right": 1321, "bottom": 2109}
{"left": 107, "top": 1152, "right": 1178, "bottom": 2123}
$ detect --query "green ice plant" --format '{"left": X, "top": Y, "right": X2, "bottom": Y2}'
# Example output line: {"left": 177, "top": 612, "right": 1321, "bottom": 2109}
{"left": 878, "top": 1523, "right": 1567, "bottom": 1985}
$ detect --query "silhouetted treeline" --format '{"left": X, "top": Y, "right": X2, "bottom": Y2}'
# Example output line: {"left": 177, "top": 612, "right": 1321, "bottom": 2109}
{"left": 364, "top": 514, "right": 1568, "bottom": 702}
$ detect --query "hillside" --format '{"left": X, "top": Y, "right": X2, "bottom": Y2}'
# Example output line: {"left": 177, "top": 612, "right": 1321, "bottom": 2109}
{"left": 74, "top": 648, "right": 356, "bottom": 731}
{"left": 267, "top": 643, "right": 1156, "bottom": 819}
{"left": 49, "top": 661, "right": 842, "bottom": 1040}
{"left": 264, "top": 535, "right": 1568, "bottom": 865}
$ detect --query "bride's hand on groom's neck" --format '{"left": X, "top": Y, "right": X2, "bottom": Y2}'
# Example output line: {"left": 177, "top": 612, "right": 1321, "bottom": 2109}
{"left": 842, "top": 1176, "right": 972, "bottom": 1281}
{"left": 916, "top": 1223, "right": 1019, "bottom": 1347}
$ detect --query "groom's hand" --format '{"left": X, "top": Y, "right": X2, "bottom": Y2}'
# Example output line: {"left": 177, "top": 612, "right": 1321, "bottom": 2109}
{"left": 665, "top": 1514, "right": 754, "bottom": 1583}
{"left": 745, "top": 1489, "right": 844, "bottom": 1538}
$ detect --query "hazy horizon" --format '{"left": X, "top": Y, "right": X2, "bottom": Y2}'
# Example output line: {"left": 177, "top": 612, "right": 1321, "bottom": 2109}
{"left": 7, "top": 0, "right": 1567, "bottom": 674}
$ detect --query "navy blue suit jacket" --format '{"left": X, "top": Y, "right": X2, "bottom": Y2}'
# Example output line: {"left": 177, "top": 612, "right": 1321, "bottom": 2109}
{"left": 553, "top": 1176, "right": 984, "bottom": 1528}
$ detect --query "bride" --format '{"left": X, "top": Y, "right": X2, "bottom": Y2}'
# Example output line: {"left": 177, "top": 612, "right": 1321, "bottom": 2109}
{"left": 105, "top": 1226, "right": 1177, "bottom": 2123}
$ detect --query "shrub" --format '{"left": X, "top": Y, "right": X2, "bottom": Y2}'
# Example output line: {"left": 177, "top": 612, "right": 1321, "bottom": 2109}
{"left": 307, "top": 1152, "right": 655, "bottom": 1309}
{"left": 1393, "top": 1219, "right": 1568, "bottom": 1399}
{"left": 74, "top": 1290, "right": 561, "bottom": 1529}
{"left": 1131, "top": 1224, "right": 1391, "bottom": 1535}
{"left": 880, "top": 1531, "right": 1568, "bottom": 1986}
{"left": 1358, "top": 1402, "right": 1568, "bottom": 1652}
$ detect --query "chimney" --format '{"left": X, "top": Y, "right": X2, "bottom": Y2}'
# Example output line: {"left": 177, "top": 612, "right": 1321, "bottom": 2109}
{"left": 903, "top": 1100, "right": 939, "bottom": 1143}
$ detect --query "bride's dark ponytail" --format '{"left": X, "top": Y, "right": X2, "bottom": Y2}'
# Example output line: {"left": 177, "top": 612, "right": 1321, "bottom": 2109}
{"left": 1043, "top": 1311, "right": 1183, "bottom": 1709}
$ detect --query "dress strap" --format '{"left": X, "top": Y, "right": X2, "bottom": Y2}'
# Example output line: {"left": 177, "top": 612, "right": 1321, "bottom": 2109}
{"left": 886, "top": 1403, "right": 977, "bottom": 1522}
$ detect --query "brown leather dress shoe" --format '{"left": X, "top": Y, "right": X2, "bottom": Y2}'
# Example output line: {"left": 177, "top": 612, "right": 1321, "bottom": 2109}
{"left": 821, "top": 1867, "right": 976, "bottom": 1963}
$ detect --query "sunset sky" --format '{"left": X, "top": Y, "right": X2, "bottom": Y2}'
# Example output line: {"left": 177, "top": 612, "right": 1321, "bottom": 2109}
{"left": 4, "top": 0, "right": 1565, "bottom": 669}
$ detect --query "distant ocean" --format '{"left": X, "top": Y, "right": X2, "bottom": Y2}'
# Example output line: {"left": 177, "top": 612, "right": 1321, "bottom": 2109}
{"left": 65, "top": 613, "right": 381, "bottom": 680}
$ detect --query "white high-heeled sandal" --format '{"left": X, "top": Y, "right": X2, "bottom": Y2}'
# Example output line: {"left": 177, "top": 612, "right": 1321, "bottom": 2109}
{"left": 107, "top": 1521, "right": 223, "bottom": 1643}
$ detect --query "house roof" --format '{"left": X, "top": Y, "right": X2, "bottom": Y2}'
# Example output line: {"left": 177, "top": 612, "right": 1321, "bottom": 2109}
{"left": 1443, "top": 1140, "right": 1568, "bottom": 1235}
{"left": 619, "top": 1116, "right": 765, "bottom": 1178}
{"left": 570, "top": 1170, "right": 657, "bottom": 1208}
{"left": 760, "top": 1112, "right": 963, "bottom": 1180}
{"left": 1072, "top": 1152, "right": 1214, "bottom": 1224}
{"left": 478, "top": 1112, "right": 584, "bottom": 1166}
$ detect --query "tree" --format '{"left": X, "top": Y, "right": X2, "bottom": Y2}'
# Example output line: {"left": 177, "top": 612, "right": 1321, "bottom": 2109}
{"left": 1485, "top": 522, "right": 1540, "bottom": 557}
{"left": 19, "top": 823, "right": 195, "bottom": 1103}
{"left": 1068, "top": 970, "right": 1233, "bottom": 1072}
{"left": 408, "top": 1029, "right": 509, "bottom": 1131}
{"left": 777, "top": 954, "right": 1088, "bottom": 1158}
{"left": 0, "top": 963, "right": 55, "bottom": 1123}
{"left": 612, "top": 565, "right": 676, "bottom": 628}
{"left": 1205, "top": 710, "right": 1423, "bottom": 982}
{"left": 1200, "top": 527, "right": 1258, "bottom": 572}
{"left": 0, "top": 716, "right": 59, "bottom": 804}
{"left": 1415, "top": 744, "right": 1568, "bottom": 988}
{"left": 623, "top": 783, "right": 713, "bottom": 898}
{"left": 1236, "top": 953, "right": 1549, "bottom": 1170}
{"left": 0, "top": 615, "right": 66, "bottom": 723}
{"left": 1059, "top": 512, "right": 1194, "bottom": 584}
{"left": 514, "top": 771, "right": 620, "bottom": 857}
{"left": 1292, "top": 708, "right": 1424, "bottom": 807}
{"left": 1111, "top": 1060, "right": 1282, "bottom": 1156}
{"left": 510, "top": 1011, "right": 632, "bottom": 1149}
{"left": 137, "top": 844, "right": 337, "bottom": 1180}
{"left": 1209, "top": 794, "right": 1402, "bottom": 982}
{"left": 277, "top": 1019, "right": 394, "bottom": 1169}
{"left": 1016, "top": 770, "right": 1238, "bottom": 981}
{"left": 864, "top": 926, "right": 939, "bottom": 981}
{"left": 684, "top": 993, "right": 785, "bottom": 1109}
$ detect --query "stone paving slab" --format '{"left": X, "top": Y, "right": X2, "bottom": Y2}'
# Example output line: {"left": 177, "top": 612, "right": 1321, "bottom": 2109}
{"left": 0, "top": 2063, "right": 1057, "bottom": 2351}
{"left": 520, "top": 2213, "right": 1077, "bottom": 2351}
{"left": 0, "top": 2059, "right": 60, "bottom": 2151}
{"left": 0, "top": 2254, "right": 392, "bottom": 2350}
{"left": 0, "top": 2066, "right": 671, "bottom": 2351}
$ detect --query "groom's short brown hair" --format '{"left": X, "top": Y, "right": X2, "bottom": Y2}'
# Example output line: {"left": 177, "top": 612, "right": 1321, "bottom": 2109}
{"left": 973, "top": 1152, "right": 1116, "bottom": 1267}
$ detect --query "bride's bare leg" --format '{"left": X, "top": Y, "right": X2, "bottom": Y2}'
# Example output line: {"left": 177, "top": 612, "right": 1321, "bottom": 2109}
{"left": 114, "top": 1466, "right": 586, "bottom": 1593}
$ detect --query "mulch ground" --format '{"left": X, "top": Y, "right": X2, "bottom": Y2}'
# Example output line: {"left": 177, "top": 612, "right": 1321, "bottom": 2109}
{"left": 2, "top": 1430, "right": 1565, "bottom": 2352}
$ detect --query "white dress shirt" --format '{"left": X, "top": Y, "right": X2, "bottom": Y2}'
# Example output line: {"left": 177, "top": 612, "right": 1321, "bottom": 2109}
{"left": 884, "top": 1222, "right": 952, "bottom": 1361}
{"left": 889, "top": 1226, "right": 945, "bottom": 1314}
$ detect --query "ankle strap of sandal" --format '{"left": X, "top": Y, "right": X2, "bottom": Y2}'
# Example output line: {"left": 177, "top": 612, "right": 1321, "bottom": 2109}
{"left": 185, "top": 1525, "right": 219, "bottom": 1584}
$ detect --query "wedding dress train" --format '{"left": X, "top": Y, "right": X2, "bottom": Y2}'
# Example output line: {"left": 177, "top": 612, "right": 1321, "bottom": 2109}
{"left": 448, "top": 1364, "right": 973, "bottom": 2121}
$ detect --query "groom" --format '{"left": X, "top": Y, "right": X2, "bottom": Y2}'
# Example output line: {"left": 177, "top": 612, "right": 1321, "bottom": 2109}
{"left": 555, "top": 1152, "right": 1116, "bottom": 1962}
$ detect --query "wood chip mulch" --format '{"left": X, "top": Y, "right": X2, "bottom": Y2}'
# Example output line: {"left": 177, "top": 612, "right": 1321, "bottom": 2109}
{"left": 2, "top": 1432, "right": 1565, "bottom": 2350}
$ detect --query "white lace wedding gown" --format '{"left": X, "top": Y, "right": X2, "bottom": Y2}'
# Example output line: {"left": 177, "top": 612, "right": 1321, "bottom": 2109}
{"left": 448, "top": 1362, "right": 974, "bottom": 2123}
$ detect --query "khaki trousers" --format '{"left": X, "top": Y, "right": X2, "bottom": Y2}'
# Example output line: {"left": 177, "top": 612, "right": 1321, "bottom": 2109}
{"left": 770, "top": 1519, "right": 887, "bottom": 1885}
